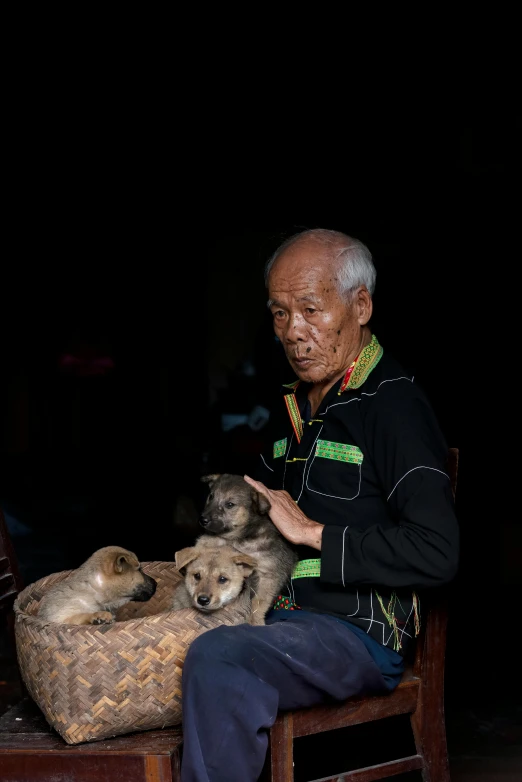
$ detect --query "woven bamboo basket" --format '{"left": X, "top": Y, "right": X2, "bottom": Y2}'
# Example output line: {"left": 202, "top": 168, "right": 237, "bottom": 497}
{"left": 13, "top": 561, "right": 251, "bottom": 745}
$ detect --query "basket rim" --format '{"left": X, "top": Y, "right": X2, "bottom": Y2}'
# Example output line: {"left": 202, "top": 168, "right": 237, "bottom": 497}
{"left": 13, "top": 560, "right": 249, "bottom": 633}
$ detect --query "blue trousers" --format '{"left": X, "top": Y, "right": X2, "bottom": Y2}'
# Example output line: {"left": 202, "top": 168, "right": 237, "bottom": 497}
{"left": 180, "top": 610, "right": 392, "bottom": 782}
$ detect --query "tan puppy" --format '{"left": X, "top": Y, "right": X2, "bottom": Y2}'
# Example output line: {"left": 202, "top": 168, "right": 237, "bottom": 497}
{"left": 196, "top": 474, "right": 298, "bottom": 625}
{"left": 171, "top": 542, "right": 257, "bottom": 615}
{"left": 38, "top": 546, "right": 157, "bottom": 625}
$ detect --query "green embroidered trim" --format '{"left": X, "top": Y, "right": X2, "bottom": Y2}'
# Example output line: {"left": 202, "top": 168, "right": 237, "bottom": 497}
{"left": 316, "top": 441, "right": 363, "bottom": 464}
{"left": 273, "top": 438, "right": 287, "bottom": 459}
{"left": 284, "top": 393, "right": 303, "bottom": 443}
{"left": 347, "top": 334, "right": 383, "bottom": 390}
{"left": 282, "top": 379, "right": 300, "bottom": 390}
{"left": 292, "top": 558, "right": 321, "bottom": 579}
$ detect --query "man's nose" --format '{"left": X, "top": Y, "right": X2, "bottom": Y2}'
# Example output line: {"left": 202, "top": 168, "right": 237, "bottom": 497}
{"left": 283, "top": 314, "right": 306, "bottom": 342}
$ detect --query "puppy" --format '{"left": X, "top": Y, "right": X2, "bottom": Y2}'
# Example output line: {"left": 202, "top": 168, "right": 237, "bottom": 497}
{"left": 171, "top": 542, "right": 257, "bottom": 615}
{"left": 38, "top": 546, "right": 157, "bottom": 625}
{"left": 196, "top": 473, "right": 298, "bottom": 625}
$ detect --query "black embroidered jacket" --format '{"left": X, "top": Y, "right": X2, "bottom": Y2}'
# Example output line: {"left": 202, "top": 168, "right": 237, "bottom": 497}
{"left": 254, "top": 335, "right": 459, "bottom": 655}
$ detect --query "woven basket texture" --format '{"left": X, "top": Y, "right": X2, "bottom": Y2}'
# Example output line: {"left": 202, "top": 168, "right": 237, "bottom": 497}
{"left": 14, "top": 561, "right": 251, "bottom": 745}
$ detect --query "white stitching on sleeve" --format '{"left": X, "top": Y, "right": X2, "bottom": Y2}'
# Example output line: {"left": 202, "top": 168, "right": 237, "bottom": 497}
{"left": 387, "top": 466, "right": 450, "bottom": 501}
{"left": 341, "top": 526, "right": 349, "bottom": 587}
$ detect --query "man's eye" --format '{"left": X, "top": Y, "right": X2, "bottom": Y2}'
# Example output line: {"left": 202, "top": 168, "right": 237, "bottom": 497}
{"left": 305, "top": 307, "right": 317, "bottom": 315}
{"left": 225, "top": 501, "right": 235, "bottom": 509}
{"left": 273, "top": 310, "right": 285, "bottom": 319}
{"left": 193, "top": 573, "right": 201, "bottom": 581}
{"left": 218, "top": 576, "right": 228, "bottom": 584}
{"left": 208, "top": 493, "right": 214, "bottom": 501}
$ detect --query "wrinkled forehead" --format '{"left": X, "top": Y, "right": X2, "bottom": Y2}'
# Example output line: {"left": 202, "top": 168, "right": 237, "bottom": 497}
{"left": 268, "top": 241, "right": 340, "bottom": 299}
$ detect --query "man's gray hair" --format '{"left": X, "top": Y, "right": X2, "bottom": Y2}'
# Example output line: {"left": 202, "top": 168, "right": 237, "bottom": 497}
{"left": 264, "top": 228, "right": 376, "bottom": 298}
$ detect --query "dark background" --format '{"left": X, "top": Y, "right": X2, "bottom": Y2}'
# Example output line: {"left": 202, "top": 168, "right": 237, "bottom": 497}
{"left": 1, "top": 101, "right": 520, "bottom": 768}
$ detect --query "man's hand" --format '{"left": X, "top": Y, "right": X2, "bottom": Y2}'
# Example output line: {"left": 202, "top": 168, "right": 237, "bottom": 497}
{"left": 244, "top": 475, "right": 324, "bottom": 550}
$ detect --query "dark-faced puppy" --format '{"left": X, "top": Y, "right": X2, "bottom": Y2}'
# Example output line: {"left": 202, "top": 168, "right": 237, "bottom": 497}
{"left": 171, "top": 542, "right": 257, "bottom": 616}
{"left": 196, "top": 473, "right": 298, "bottom": 625}
{"left": 38, "top": 546, "right": 157, "bottom": 625}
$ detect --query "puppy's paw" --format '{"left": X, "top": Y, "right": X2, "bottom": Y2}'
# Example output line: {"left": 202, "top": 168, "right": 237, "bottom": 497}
{"left": 91, "top": 611, "right": 115, "bottom": 625}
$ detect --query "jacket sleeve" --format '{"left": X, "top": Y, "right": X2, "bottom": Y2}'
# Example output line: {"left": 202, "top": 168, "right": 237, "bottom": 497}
{"left": 320, "top": 381, "right": 460, "bottom": 590}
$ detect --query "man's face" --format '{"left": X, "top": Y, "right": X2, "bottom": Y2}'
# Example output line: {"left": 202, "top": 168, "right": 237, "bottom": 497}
{"left": 267, "top": 239, "right": 371, "bottom": 386}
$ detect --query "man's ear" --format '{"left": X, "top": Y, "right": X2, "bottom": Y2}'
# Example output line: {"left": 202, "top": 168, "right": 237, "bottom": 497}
{"left": 175, "top": 547, "right": 199, "bottom": 572}
{"left": 355, "top": 286, "right": 373, "bottom": 326}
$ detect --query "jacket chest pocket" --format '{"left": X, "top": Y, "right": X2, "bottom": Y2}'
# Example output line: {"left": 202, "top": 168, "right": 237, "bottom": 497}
{"left": 306, "top": 439, "right": 363, "bottom": 500}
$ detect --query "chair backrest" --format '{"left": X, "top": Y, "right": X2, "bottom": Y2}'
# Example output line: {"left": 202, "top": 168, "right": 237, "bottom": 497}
{"left": 411, "top": 447, "right": 458, "bottom": 678}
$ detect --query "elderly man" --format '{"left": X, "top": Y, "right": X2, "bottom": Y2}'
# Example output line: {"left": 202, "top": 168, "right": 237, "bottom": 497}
{"left": 180, "top": 228, "right": 459, "bottom": 782}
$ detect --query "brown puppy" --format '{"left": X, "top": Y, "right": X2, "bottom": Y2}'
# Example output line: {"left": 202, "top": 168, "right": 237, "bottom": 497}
{"left": 196, "top": 473, "right": 298, "bottom": 625}
{"left": 38, "top": 546, "right": 157, "bottom": 625}
{"left": 171, "top": 542, "right": 257, "bottom": 615}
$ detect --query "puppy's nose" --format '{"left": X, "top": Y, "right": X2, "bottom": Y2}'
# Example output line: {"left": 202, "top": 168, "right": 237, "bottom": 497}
{"left": 197, "top": 595, "right": 211, "bottom": 606}
{"left": 199, "top": 515, "right": 210, "bottom": 528}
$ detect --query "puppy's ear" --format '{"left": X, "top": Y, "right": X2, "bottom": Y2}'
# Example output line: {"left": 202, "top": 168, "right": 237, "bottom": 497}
{"left": 114, "top": 551, "right": 138, "bottom": 573}
{"left": 201, "top": 473, "right": 220, "bottom": 486}
{"left": 175, "top": 547, "right": 199, "bottom": 572}
{"left": 233, "top": 553, "right": 257, "bottom": 576}
{"left": 253, "top": 490, "right": 271, "bottom": 515}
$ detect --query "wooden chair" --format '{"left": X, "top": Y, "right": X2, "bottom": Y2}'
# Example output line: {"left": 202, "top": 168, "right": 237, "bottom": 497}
{"left": 264, "top": 447, "right": 459, "bottom": 782}
{"left": 0, "top": 507, "right": 183, "bottom": 782}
